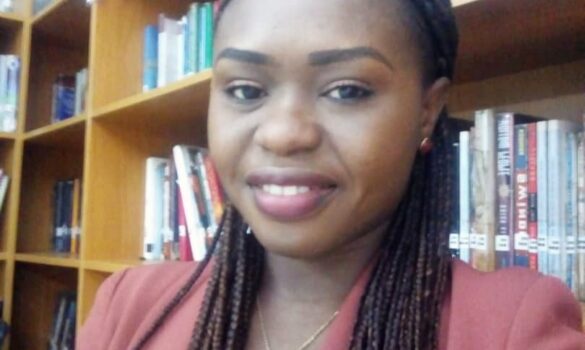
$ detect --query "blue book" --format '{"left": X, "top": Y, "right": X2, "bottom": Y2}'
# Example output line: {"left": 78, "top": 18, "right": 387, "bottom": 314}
{"left": 197, "top": 3, "right": 214, "bottom": 71}
{"left": 143, "top": 25, "right": 158, "bottom": 92}
{"left": 514, "top": 124, "right": 529, "bottom": 267}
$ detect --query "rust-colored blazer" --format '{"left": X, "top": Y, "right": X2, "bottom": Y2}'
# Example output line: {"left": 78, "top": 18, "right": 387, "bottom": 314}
{"left": 78, "top": 259, "right": 585, "bottom": 349}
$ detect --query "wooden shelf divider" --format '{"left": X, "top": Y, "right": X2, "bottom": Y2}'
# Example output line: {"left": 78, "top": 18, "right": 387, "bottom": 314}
{"left": 15, "top": 252, "right": 79, "bottom": 269}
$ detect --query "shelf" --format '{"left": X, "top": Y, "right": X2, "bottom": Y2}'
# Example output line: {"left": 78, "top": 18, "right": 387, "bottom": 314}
{"left": 24, "top": 114, "right": 86, "bottom": 147}
{"left": 0, "top": 252, "right": 6, "bottom": 261}
{"left": 0, "top": 132, "right": 16, "bottom": 140}
{"left": 83, "top": 259, "right": 163, "bottom": 274}
{"left": 0, "top": 11, "right": 24, "bottom": 24}
{"left": 93, "top": 71, "right": 211, "bottom": 128}
{"left": 453, "top": 0, "right": 585, "bottom": 83}
{"left": 15, "top": 252, "right": 79, "bottom": 269}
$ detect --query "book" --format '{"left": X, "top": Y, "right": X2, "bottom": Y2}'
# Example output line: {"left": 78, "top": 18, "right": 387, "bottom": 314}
{"left": 157, "top": 14, "right": 184, "bottom": 88}
{"left": 537, "top": 121, "right": 549, "bottom": 275}
{"left": 143, "top": 157, "right": 168, "bottom": 261}
{"left": 48, "top": 292, "right": 76, "bottom": 350}
{"left": 458, "top": 130, "right": 471, "bottom": 263}
{"left": 173, "top": 145, "right": 208, "bottom": 261}
{"left": 0, "top": 172, "right": 10, "bottom": 213}
{"left": 197, "top": 3, "right": 214, "bottom": 71}
{"left": 59, "top": 299, "right": 76, "bottom": 350}
{"left": 0, "top": 55, "right": 19, "bottom": 132}
{"left": 527, "top": 123, "right": 538, "bottom": 270}
{"left": 578, "top": 131, "right": 585, "bottom": 300}
{"left": 495, "top": 113, "right": 515, "bottom": 268}
{"left": 74, "top": 67, "right": 88, "bottom": 115}
{"left": 470, "top": 109, "right": 496, "bottom": 272}
{"left": 514, "top": 124, "right": 530, "bottom": 267}
{"left": 0, "top": 0, "right": 13, "bottom": 12}
{"left": 70, "top": 178, "right": 81, "bottom": 255}
{"left": 51, "top": 75, "right": 76, "bottom": 123}
{"left": 143, "top": 25, "right": 158, "bottom": 92}
{"left": 178, "top": 187, "right": 193, "bottom": 261}
{"left": 567, "top": 130, "right": 579, "bottom": 293}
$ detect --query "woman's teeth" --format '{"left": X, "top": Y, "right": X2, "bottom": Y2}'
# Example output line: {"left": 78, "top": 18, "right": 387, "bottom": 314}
{"left": 260, "top": 184, "right": 311, "bottom": 196}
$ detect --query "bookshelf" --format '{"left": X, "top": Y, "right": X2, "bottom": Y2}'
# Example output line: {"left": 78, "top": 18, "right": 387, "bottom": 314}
{"left": 0, "top": 0, "right": 581, "bottom": 348}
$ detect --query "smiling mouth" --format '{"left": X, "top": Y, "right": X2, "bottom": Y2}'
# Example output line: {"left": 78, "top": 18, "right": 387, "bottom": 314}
{"left": 245, "top": 169, "right": 338, "bottom": 221}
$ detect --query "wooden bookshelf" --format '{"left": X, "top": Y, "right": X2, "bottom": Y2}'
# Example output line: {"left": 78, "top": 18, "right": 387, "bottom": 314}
{"left": 0, "top": 0, "right": 582, "bottom": 348}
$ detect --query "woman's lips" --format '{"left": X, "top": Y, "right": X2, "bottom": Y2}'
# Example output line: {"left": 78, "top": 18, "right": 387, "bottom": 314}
{"left": 246, "top": 168, "right": 338, "bottom": 221}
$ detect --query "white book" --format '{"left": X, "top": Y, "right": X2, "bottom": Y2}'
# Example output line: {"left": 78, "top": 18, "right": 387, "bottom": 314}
{"left": 459, "top": 130, "right": 471, "bottom": 263}
{"left": 547, "top": 120, "right": 581, "bottom": 286}
{"left": 537, "top": 121, "right": 549, "bottom": 274}
{"left": 567, "top": 130, "right": 580, "bottom": 293}
{"left": 158, "top": 14, "right": 183, "bottom": 87}
{"left": 576, "top": 131, "right": 585, "bottom": 300}
{"left": 143, "top": 157, "right": 168, "bottom": 260}
{"left": 470, "top": 109, "right": 496, "bottom": 271}
{"left": 173, "top": 145, "right": 207, "bottom": 261}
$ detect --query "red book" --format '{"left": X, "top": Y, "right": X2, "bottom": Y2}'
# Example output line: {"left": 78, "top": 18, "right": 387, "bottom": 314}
{"left": 203, "top": 154, "right": 225, "bottom": 224}
{"left": 527, "top": 123, "right": 538, "bottom": 270}
{"left": 178, "top": 188, "right": 193, "bottom": 262}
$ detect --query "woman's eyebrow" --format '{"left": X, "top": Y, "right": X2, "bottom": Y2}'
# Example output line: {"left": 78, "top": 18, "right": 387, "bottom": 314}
{"left": 215, "top": 48, "right": 277, "bottom": 66}
{"left": 308, "top": 47, "right": 394, "bottom": 71}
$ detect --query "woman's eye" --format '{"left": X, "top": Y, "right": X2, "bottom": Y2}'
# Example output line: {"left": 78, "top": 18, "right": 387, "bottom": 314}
{"left": 324, "top": 84, "right": 373, "bottom": 101}
{"left": 225, "top": 84, "right": 266, "bottom": 102}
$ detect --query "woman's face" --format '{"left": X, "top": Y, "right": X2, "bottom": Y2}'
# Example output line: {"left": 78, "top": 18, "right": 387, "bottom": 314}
{"left": 209, "top": 0, "right": 449, "bottom": 259}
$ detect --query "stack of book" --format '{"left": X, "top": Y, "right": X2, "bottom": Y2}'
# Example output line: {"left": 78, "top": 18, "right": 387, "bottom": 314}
{"left": 143, "top": 1, "right": 219, "bottom": 91}
{"left": 52, "top": 179, "right": 82, "bottom": 255}
{"left": 0, "top": 0, "right": 13, "bottom": 12}
{"left": 451, "top": 109, "right": 585, "bottom": 301}
{"left": 51, "top": 68, "right": 88, "bottom": 123}
{"left": 48, "top": 292, "right": 76, "bottom": 350}
{"left": 0, "top": 55, "right": 19, "bottom": 133}
{"left": 143, "top": 146, "right": 225, "bottom": 262}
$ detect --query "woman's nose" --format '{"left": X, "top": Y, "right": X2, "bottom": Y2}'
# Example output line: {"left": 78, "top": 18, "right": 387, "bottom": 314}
{"left": 253, "top": 103, "right": 322, "bottom": 157}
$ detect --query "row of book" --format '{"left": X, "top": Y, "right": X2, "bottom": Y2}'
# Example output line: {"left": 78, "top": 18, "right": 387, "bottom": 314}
{"left": 143, "top": 1, "right": 219, "bottom": 92}
{"left": 0, "top": 55, "right": 19, "bottom": 133}
{"left": 449, "top": 109, "right": 585, "bottom": 300}
{"left": 143, "top": 145, "right": 225, "bottom": 262}
{"left": 48, "top": 291, "right": 76, "bottom": 350}
{"left": 51, "top": 68, "right": 88, "bottom": 123}
{"left": 52, "top": 179, "right": 82, "bottom": 254}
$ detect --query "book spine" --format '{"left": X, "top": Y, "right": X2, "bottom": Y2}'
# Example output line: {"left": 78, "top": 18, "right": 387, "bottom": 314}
{"left": 53, "top": 181, "right": 66, "bottom": 253}
{"left": 537, "top": 121, "right": 549, "bottom": 274}
{"left": 197, "top": 4, "right": 207, "bottom": 72}
{"left": 203, "top": 154, "right": 225, "bottom": 230}
{"left": 471, "top": 109, "right": 496, "bottom": 272}
{"left": 449, "top": 135, "right": 460, "bottom": 258}
{"left": 176, "top": 16, "right": 186, "bottom": 80}
{"left": 177, "top": 187, "right": 194, "bottom": 261}
{"left": 514, "top": 124, "right": 530, "bottom": 267}
{"left": 4, "top": 55, "right": 18, "bottom": 132}
{"left": 162, "top": 162, "right": 173, "bottom": 260}
{"left": 143, "top": 158, "right": 167, "bottom": 260}
{"left": 195, "top": 151, "right": 216, "bottom": 232}
{"left": 459, "top": 131, "right": 471, "bottom": 263}
{"left": 143, "top": 25, "right": 158, "bottom": 92}
{"left": 495, "top": 113, "right": 514, "bottom": 269}
{"left": 548, "top": 121, "right": 567, "bottom": 282}
{"left": 189, "top": 3, "right": 200, "bottom": 73}
{"left": 205, "top": 3, "right": 214, "bottom": 69}
{"left": 527, "top": 123, "right": 538, "bottom": 270}
{"left": 566, "top": 130, "right": 579, "bottom": 292}
{"left": 70, "top": 178, "right": 81, "bottom": 255}
{"left": 157, "top": 14, "right": 168, "bottom": 88}
{"left": 577, "top": 131, "right": 585, "bottom": 300}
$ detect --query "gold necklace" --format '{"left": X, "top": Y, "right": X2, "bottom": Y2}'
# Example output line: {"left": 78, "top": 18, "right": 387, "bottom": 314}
{"left": 256, "top": 298, "right": 339, "bottom": 350}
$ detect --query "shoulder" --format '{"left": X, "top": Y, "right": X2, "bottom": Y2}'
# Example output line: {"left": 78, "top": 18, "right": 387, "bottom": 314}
{"left": 78, "top": 261, "right": 211, "bottom": 350}
{"left": 442, "top": 259, "right": 585, "bottom": 350}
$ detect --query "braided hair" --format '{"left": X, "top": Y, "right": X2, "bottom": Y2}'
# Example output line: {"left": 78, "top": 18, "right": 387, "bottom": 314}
{"left": 133, "top": 0, "right": 459, "bottom": 349}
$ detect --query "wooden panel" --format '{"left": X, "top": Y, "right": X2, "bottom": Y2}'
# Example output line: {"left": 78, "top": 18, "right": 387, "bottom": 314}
{"left": 0, "top": 141, "right": 15, "bottom": 252}
{"left": 0, "top": 15, "right": 22, "bottom": 55}
{"left": 454, "top": 0, "right": 585, "bottom": 83}
{"left": 78, "top": 269, "right": 109, "bottom": 325}
{"left": 90, "top": 0, "right": 193, "bottom": 109}
{"left": 17, "top": 137, "right": 84, "bottom": 253}
{"left": 32, "top": 0, "right": 90, "bottom": 50}
{"left": 450, "top": 59, "right": 585, "bottom": 120}
{"left": 12, "top": 263, "right": 77, "bottom": 350}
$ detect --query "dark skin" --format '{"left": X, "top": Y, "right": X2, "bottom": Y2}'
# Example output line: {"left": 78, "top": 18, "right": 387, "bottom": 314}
{"left": 208, "top": 0, "right": 450, "bottom": 348}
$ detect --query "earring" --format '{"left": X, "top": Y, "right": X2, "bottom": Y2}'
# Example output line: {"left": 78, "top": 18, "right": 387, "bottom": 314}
{"left": 419, "top": 137, "right": 433, "bottom": 155}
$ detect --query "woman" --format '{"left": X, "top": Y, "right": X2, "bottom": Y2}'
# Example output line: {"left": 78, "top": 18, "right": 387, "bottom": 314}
{"left": 79, "top": 0, "right": 585, "bottom": 349}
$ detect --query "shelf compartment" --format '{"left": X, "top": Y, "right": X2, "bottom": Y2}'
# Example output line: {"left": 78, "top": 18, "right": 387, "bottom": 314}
{"left": 24, "top": 114, "right": 86, "bottom": 147}
{"left": 12, "top": 263, "right": 78, "bottom": 350}
{"left": 454, "top": 0, "right": 585, "bottom": 83}
{"left": 0, "top": 10, "right": 24, "bottom": 56}
{"left": 26, "top": 0, "right": 90, "bottom": 131}
{"left": 17, "top": 138, "right": 85, "bottom": 254}
{"left": 15, "top": 252, "right": 80, "bottom": 268}
{"left": 90, "top": 0, "right": 195, "bottom": 109}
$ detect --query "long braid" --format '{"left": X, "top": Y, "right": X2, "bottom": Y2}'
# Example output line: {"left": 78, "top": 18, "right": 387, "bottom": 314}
{"left": 135, "top": 0, "right": 458, "bottom": 349}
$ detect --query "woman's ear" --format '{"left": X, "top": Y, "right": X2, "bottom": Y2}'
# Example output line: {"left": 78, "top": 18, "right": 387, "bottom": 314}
{"left": 420, "top": 77, "right": 450, "bottom": 138}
